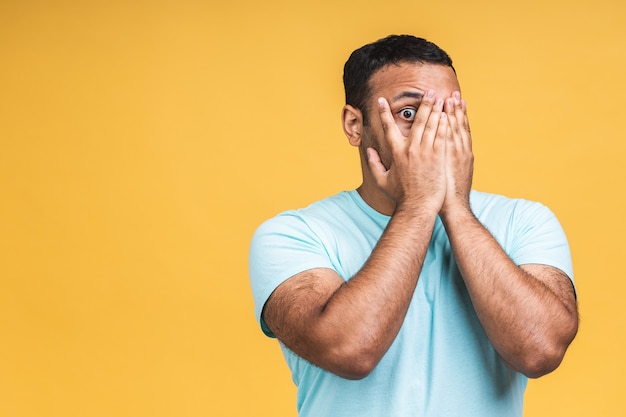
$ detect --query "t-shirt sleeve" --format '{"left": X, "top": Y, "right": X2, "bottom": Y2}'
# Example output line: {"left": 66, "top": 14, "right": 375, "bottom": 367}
{"left": 508, "top": 201, "right": 574, "bottom": 285}
{"left": 249, "top": 212, "right": 334, "bottom": 337}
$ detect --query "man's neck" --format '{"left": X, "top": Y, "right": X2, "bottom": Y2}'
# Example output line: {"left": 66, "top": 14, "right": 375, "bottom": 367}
{"left": 356, "top": 181, "right": 396, "bottom": 216}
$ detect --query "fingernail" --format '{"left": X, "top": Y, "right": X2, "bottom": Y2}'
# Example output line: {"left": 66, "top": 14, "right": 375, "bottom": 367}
{"left": 453, "top": 91, "right": 461, "bottom": 103}
{"left": 378, "top": 97, "right": 385, "bottom": 108}
{"left": 427, "top": 90, "right": 435, "bottom": 99}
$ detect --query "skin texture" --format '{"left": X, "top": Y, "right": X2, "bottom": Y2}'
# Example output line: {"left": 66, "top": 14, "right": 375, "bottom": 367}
{"left": 263, "top": 62, "right": 578, "bottom": 380}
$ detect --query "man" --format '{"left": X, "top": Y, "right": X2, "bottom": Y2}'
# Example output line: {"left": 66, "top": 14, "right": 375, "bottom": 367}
{"left": 249, "top": 35, "right": 578, "bottom": 416}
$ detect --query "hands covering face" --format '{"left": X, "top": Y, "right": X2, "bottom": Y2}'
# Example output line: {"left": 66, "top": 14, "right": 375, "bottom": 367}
{"left": 367, "top": 90, "right": 473, "bottom": 217}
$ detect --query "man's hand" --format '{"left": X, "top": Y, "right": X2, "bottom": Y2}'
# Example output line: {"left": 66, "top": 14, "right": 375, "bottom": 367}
{"left": 441, "top": 91, "right": 474, "bottom": 217}
{"left": 367, "top": 90, "right": 449, "bottom": 214}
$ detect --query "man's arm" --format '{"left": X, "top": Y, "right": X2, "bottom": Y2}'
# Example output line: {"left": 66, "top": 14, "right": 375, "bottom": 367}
{"left": 442, "top": 211, "right": 578, "bottom": 377}
{"left": 440, "top": 93, "right": 578, "bottom": 377}
{"left": 263, "top": 93, "right": 449, "bottom": 380}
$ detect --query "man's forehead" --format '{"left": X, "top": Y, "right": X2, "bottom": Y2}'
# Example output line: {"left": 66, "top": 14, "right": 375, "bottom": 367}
{"left": 367, "top": 62, "right": 459, "bottom": 100}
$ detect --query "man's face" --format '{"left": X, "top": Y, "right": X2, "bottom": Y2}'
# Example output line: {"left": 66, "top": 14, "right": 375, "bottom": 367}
{"left": 361, "top": 62, "right": 461, "bottom": 169}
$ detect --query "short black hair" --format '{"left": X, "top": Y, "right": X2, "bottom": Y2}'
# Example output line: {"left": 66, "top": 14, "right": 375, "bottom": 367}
{"left": 343, "top": 35, "right": 454, "bottom": 124}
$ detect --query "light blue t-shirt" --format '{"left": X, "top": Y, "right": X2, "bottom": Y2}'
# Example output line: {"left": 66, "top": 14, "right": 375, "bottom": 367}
{"left": 249, "top": 190, "right": 573, "bottom": 417}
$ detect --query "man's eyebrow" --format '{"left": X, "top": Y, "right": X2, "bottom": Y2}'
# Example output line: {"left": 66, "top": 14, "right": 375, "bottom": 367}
{"left": 391, "top": 91, "right": 424, "bottom": 103}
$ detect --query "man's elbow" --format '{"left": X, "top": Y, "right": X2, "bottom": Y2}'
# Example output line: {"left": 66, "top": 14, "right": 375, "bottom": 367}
{"left": 324, "top": 343, "right": 383, "bottom": 380}
{"left": 335, "top": 357, "right": 379, "bottom": 380}
{"left": 520, "top": 320, "right": 578, "bottom": 378}
{"left": 519, "top": 349, "right": 565, "bottom": 378}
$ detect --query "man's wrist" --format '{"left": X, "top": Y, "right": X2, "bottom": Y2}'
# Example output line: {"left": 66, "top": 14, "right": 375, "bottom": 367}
{"left": 439, "top": 200, "right": 474, "bottom": 226}
{"left": 394, "top": 199, "right": 441, "bottom": 223}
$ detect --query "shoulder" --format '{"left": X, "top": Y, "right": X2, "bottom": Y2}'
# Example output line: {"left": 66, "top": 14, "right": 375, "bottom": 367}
{"left": 470, "top": 190, "right": 558, "bottom": 229}
{"left": 252, "top": 191, "right": 365, "bottom": 241}
{"left": 469, "top": 189, "right": 565, "bottom": 247}
{"left": 250, "top": 191, "right": 360, "bottom": 269}
{"left": 470, "top": 190, "right": 547, "bottom": 213}
{"left": 470, "top": 190, "right": 572, "bottom": 277}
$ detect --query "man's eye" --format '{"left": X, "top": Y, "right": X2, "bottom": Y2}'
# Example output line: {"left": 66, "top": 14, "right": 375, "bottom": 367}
{"left": 399, "top": 108, "right": 416, "bottom": 121}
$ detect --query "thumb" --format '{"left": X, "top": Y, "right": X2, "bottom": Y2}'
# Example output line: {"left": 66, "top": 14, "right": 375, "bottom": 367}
{"left": 366, "top": 147, "right": 388, "bottom": 185}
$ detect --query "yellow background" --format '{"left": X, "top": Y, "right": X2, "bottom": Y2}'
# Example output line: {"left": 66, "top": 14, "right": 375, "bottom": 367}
{"left": 1, "top": 0, "right": 624, "bottom": 416}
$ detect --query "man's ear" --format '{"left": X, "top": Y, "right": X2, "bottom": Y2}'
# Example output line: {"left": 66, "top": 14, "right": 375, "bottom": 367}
{"left": 342, "top": 105, "right": 363, "bottom": 146}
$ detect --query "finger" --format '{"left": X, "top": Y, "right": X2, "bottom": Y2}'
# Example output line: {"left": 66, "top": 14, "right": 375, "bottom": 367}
{"left": 434, "top": 111, "right": 449, "bottom": 154}
{"left": 376, "top": 97, "right": 404, "bottom": 149}
{"left": 446, "top": 96, "right": 463, "bottom": 151}
{"left": 421, "top": 97, "right": 444, "bottom": 149}
{"left": 366, "top": 147, "right": 388, "bottom": 186}
{"left": 456, "top": 95, "right": 472, "bottom": 152}
{"left": 408, "top": 89, "right": 436, "bottom": 144}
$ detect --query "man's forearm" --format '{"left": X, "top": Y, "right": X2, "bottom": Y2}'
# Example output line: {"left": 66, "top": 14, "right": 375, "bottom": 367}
{"left": 440, "top": 208, "right": 578, "bottom": 377}
{"left": 313, "top": 205, "right": 438, "bottom": 377}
